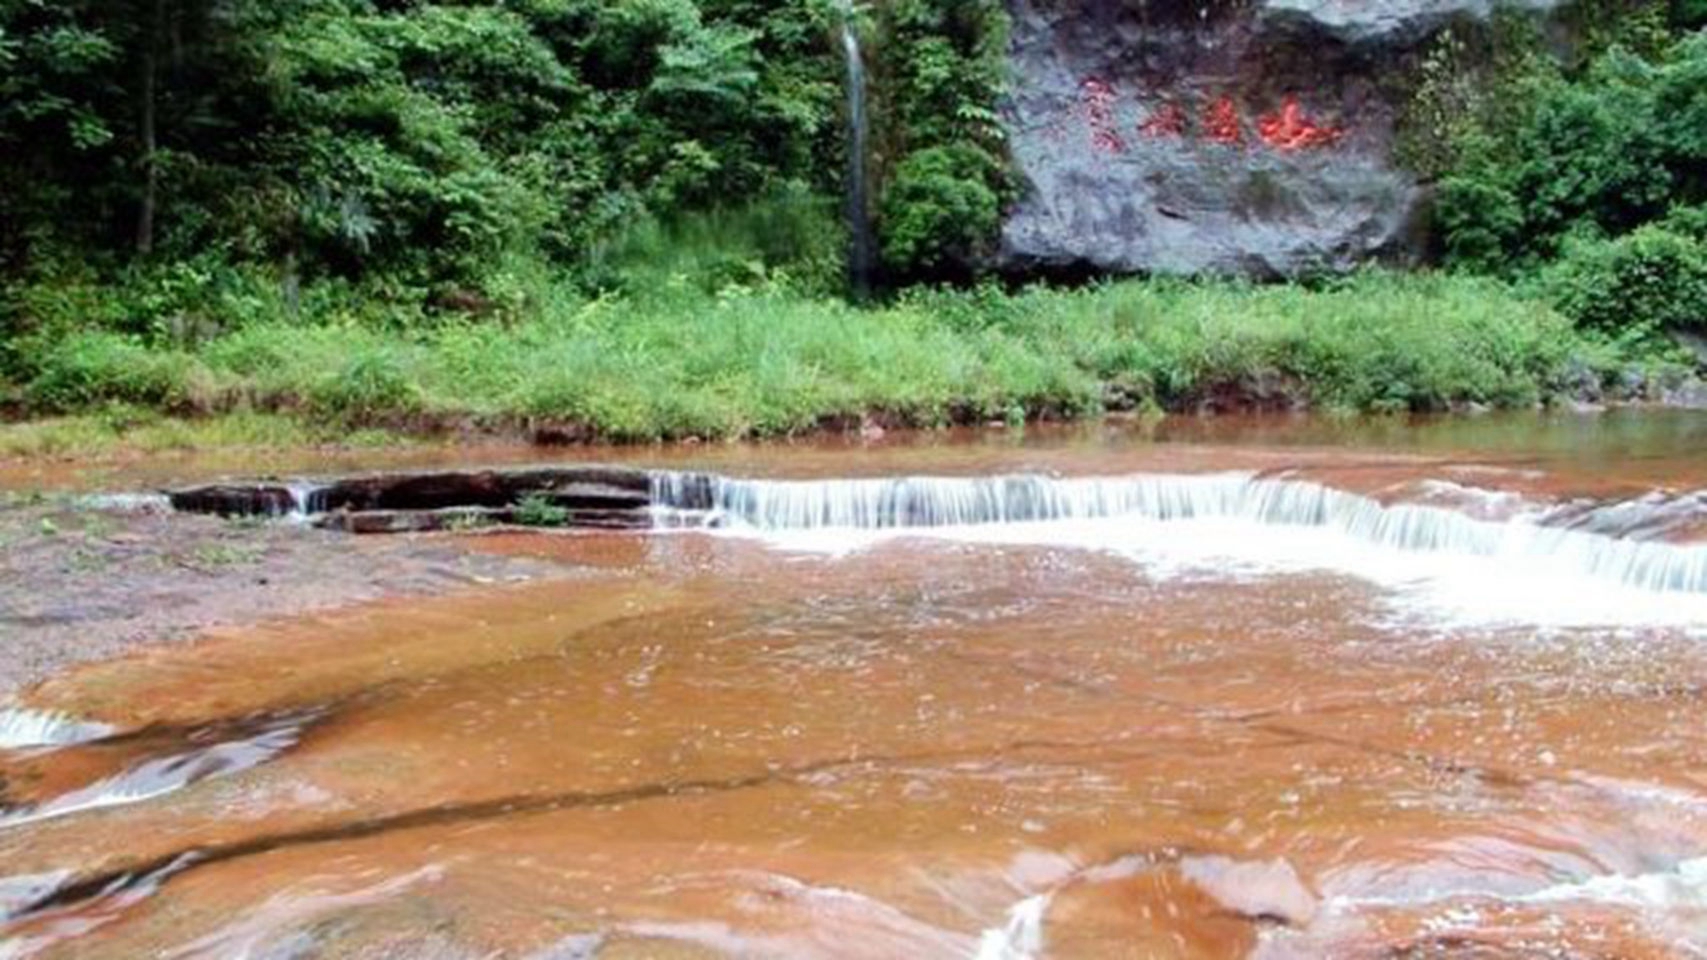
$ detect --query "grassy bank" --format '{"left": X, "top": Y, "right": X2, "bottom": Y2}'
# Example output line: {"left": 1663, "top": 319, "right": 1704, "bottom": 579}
{"left": 0, "top": 411, "right": 415, "bottom": 461}
{"left": 0, "top": 272, "right": 1675, "bottom": 450}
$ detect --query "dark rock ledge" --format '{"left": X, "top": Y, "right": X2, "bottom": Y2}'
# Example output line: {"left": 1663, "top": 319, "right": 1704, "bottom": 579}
{"left": 167, "top": 467, "right": 659, "bottom": 534}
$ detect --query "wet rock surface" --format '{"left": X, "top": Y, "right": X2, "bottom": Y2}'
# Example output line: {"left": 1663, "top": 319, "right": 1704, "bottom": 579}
{"left": 0, "top": 497, "right": 553, "bottom": 694}
{"left": 1, "top": 418, "right": 1706, "bottom": 957}
{"left": 165, "top": 484, "right": 296, "bottom": 518}
{"left": 4, "top": 533, "right": 1705, "bottom": 959}
{"left": 169, "top": 467, "right": 658, "bottom": 532}
{"left": 998, "top": 0, "right": 1560, "bottom": 277}
{"left": 312, "top": 467, "right": 651, "bottom": 514}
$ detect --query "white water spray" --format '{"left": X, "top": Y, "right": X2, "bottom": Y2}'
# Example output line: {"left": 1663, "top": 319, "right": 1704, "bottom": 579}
{"left": 285, "top": 481, "right": 328, "bottom": 520}
{"left": 0, "top": 711, "right": 312, "bottom": 829}
{"left": 0, "top": 708, "right": 114, "bottom": 750}
{"left": 974, "top": 894, "right": 1050, "bottom": 960}
{"left": 648, "top": 468, "right": 1707, "bottom": 628}
{"left": 651, "top": 471, "right": 1707, "bottom": 599}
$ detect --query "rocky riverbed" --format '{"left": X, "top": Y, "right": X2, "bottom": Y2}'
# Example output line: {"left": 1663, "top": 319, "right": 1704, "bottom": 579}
{"left": 0, "top": 495, "right": 555, "bottom": 694}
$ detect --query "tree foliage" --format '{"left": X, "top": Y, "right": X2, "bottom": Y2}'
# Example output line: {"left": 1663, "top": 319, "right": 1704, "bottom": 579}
{"left": 872, "top": 0, "right": 1010, "bottom": 279}
{"left": 879, "top": 144, "right": 1000, "bottom": 274}
{"left": 1546, "top": 220, "right": 1707, "bottom": 338}
{"left": 1420, "top": 6, "right": 1707, "bottom": 336}
{"left": 0, "top": 0, "right": 844, "bottom": 293}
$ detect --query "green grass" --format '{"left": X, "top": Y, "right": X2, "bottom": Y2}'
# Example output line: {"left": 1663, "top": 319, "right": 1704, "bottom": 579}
{"left": 1, "top": 271, "right": 1661, "bottom": 449}
{"left": 0, "top": 409, "right": 409, "bottom": 459}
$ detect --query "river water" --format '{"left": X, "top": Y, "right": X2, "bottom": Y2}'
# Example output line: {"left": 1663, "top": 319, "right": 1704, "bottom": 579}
{"left": 2, "top": 412, "right": 1706, "bottom": 958}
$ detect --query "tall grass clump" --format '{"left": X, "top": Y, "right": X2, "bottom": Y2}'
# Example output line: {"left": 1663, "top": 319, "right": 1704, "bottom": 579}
{"left": 580, "top": 187, "right": 848, "bottom": 299}
{"left": 8, "top": 270, "right": 1644, "bottom": 443}
{"left": 986, "top": 272, "right": 1591, "bottom": 413}
{"left": 24, "top": 331, "right": 212, "bottom": 411}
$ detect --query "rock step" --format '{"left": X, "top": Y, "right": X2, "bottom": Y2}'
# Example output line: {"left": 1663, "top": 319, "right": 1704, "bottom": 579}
{"left": 168, "top": 467, "right": 658, "bottom": 533}
{"left": 315, "top": 467, "right": 652, "bottom": 513}
{"left": 535, "top": 483, "right": 651, "bottom": 512}
{"left": 167, "top": 485, "right": 298, "bottom": 517}
{"left": 313, "top": 507, "right": 653, "bottom": 535}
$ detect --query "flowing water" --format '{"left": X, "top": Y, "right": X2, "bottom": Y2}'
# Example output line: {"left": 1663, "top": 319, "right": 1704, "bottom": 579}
{"left": 840, "top": 4, "right": 873, "bottom": 299}
{"left": 3, "top": 412, "right": 1707, "bottom": 958}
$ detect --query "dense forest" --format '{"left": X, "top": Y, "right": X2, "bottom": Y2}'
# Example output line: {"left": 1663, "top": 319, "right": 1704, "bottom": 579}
{"left": 0, "top": 0, "right": 1704, "bottom": 448}
{"left": 0, "top": 1, "right": 1006, "bottom": 300}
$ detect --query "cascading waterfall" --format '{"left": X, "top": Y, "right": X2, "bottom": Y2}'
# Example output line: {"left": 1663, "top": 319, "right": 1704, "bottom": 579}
{"left": 650, "top": 471, "right": 1707, "bottom": 596}
{"left": 840, "top": 4, "right": 874, "bottom": 298}
{"left": 286, "top": 481, "right": 328, "bottom": 519}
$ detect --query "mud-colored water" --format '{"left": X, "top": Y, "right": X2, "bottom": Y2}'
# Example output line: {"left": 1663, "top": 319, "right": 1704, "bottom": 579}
{"left": 2, "top": 412, "right": 1706, "bottom": 958}
{"left": 5, "top": 409, "right": 1705, "bottom": 495}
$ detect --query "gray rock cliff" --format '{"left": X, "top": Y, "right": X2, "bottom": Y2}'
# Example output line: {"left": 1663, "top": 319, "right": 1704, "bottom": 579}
{"left": 998, "top": 0, "right": 1561, "bottom": 277}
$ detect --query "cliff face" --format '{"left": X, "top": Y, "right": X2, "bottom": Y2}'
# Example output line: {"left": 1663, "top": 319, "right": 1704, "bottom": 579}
{"left": 998, "top": 0, "right": 1558, "bottom": 277}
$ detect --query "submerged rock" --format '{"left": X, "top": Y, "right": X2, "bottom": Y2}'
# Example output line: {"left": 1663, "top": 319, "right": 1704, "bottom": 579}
{"left": 997, "top": 0, "right": 1561, "bottom": 277}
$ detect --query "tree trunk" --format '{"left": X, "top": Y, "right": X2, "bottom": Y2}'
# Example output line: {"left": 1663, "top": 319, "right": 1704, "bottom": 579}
{"left": 136, "top": 0, "right": 165, "bottom": 256}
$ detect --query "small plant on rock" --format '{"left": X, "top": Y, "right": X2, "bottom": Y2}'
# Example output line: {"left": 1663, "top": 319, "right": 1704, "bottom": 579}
{"left": 514, "top": 493, "right": 570, "bottom": 527}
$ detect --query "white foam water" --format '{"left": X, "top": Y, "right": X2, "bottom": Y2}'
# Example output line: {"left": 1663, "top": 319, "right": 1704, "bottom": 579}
{"left": 1520, "top": 856, "right": 1707, "bottom": 910}
{"left": 974, "top": 894, "right": 1050, "bottom": 960}
{"left": 161, "top": 865, "right": 445, "bottom": 960}
{"left": 651, "top": 471, "right": 1707, "bottom": 626}
{"left": 0, "top": 713, "right": 310, "bottom": 829}
{"left": 1325, "top": 857, "right": 1707, "bottom": 930}
{"left": 77, "top": 493, "right": 172, "bottom": 513}
{"left": 285, "top": 482, "right": 327, "bottom": 519}
{"left": 0, "top": 708, "right": 114, "bottom": 750}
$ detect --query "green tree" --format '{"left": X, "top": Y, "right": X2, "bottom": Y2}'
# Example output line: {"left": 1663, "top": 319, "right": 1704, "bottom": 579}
{"left": 872, "top": 0, "right": 1010, "bottom": 278}
{"left": 1435, "top": 30, "right": 1707, "bottom": 278}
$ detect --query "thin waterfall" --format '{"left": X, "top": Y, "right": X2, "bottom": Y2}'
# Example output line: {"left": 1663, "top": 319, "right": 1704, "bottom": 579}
{"left": 649, "top": 471, "right": 1707, "bottom": 596}
{"left": 841, "top": 7, "right": 874, "bottom": 297}
{"left": 287, "top": 482, "right": 329, "bottom": 518}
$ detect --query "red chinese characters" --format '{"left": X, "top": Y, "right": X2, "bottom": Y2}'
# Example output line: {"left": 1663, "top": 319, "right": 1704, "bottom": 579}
{"left": 1080, "top": 77, "right": 1127, "bottom": 155}
{"left": 1073, "top": 78, "right": 1344, "bottom": 154}
{"left": 1257, "top": 96, "right": 1343, "bottom": 151}
{"left": 1139, "top": 102, "right": 1187, "bottom": 139}
{"left": 1203, "top": 96, "right": 1244, "bottom": 145}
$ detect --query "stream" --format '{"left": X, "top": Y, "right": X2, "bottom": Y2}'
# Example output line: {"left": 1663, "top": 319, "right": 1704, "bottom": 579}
{"left": 1, "top": 411, "right": 1705, "bottom": 958}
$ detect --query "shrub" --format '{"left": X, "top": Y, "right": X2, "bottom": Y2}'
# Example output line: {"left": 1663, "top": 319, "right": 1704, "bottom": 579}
{"left": 581, "top": 186, "right": 845, "bottom": 297}
{"left": 306, "top": 349, "right": 422, "bottom": 423}
{"left": 873, "top": 0, "right": 1011, "bottom": 280}
{"left": 1661, "top": 203, "right": 1707, "bottom": 241}
{"left": 879, "top": 145, "right": 1002, "bottom": 276}
{"left": 514, "top": 493, "right": 570, "bottom": 527}
{"left": 24, "top": 331, "right": 203, "bottom": 411}
{"left": 1429, "top": 29, "right": 1707, "bottom": 273}
{"left": 1436, "top": 176, "right": 1527, "bottom": 273}
{"left": 1546, "top": 225, "right": 1707, "bottom": 337}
